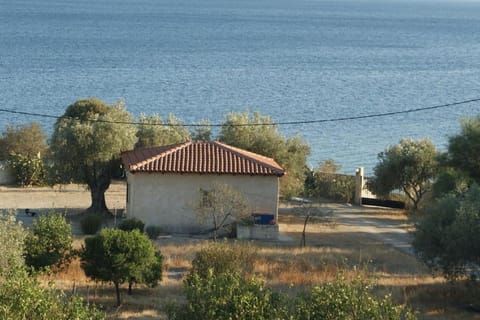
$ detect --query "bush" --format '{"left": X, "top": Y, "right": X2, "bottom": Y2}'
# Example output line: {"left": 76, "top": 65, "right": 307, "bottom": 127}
{"left": 80, "top": 214, "right": 104, "bottom": 235}
{"left": 24, "top": 212, "right": 73, "bottom": 272}
{"left": 0, "top": 267, "right": 105, "bottom": 319}
{"left": 295, "top": 275, "right": 416, "bottom": 320}
{"left": 118, "top": 217, "right": 145, "bottom": 232}
{"left": 7, "top": 153, "right": 47, "bottom": 186}
{"left": 169, "top": 270, "right": 288, "bottom": 320}
{"left": 145, "top": 225, "right": 163, "bottom": 239}
{"left": 188, "top": 241, "right": 256, "bottom": 280}
{"left": 0, "top": 210, "right": 27, "bottom": 272}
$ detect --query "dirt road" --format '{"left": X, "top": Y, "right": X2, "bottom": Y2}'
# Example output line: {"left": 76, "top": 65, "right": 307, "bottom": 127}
{"left": 280, "top": 203, "right": 414, "bottom": 255}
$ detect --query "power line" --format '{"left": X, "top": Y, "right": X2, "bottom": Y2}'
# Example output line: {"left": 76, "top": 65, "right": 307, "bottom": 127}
{"left": 0, "top": 97, "right": 479, "bottom": 127}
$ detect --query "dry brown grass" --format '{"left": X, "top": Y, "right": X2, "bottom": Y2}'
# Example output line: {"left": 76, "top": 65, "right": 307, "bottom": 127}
{"left": 44, "top": 215, "right": 480, "bottom": 320}
{"left": 10, "top": 189, "right": 476, "bottom": 320}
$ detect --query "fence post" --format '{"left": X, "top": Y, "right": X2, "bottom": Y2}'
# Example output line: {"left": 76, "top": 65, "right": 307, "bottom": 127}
{"left": 354, "top": 167, "right": 364, "bottom": 205}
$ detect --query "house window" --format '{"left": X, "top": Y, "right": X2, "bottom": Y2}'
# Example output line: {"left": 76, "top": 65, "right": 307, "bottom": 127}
{"left": 126, "top": 183, "right": 130, "bottom": 203}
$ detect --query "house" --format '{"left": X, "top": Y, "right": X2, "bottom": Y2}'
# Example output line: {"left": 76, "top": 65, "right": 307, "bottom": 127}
{"left": 121, "top": 141, "right": 285, "bottom": 234}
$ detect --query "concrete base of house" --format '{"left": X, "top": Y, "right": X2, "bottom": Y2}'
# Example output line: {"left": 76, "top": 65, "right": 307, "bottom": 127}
{"left": 237, "top": 224, "right": 279, "bottom": 240}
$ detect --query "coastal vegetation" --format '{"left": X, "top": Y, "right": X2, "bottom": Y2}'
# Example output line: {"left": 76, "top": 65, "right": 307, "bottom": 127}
{"left": 3, "top": 98, "right": 480, "bottom": 318}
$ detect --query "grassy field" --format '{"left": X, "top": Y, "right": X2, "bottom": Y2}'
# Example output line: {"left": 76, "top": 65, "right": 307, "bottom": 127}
{"left": 48, "top": 211, "right": 480, "bottom": 320}
{"left": 2, "top": 184, "right": 480, "bottom": 319}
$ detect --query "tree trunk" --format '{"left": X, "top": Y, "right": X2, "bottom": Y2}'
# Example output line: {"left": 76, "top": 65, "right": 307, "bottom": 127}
{"left": 87, "top": 177, "right": 111, "bottom": 214}
{"left": 128, "top": 281, "right": 133, "bottom": 295}
{"left": 114, "top": 281, "right": 121, "bottom": 307}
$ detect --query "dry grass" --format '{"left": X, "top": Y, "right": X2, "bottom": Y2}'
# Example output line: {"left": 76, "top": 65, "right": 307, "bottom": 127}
{"left": 42, "top": 212, "right": 480, "bottom": 320}
{"left": 4, "top": 183, "right": 475, "bottom": 319}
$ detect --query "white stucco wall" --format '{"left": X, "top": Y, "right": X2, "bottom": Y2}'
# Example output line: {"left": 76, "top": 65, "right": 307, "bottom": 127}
{"left": 126, "top": 172, "right": 280, "bottom": 233}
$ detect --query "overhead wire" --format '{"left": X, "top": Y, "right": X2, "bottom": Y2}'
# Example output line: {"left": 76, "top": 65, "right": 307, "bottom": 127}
{"left": 0, "top": 97, "right": 479, "bottom": 127}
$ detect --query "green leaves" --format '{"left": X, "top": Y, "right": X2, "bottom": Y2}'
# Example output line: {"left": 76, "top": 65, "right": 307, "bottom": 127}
{"left": 24, "top": 212, "right": 73, "bottom": 272}
{"left": 80, "top": 229, "right": 163, "bottom": 306}
{"left": 135, "top": 113, "right": 190, "bottom": 148}
{"left": 219, "top": 111, "right": 310, "bottom": 198}
{"left": 413, "top": 184, "right": 480, "bottom": 279}
{"left": 368, "top": 138, "right": 438, "bottom": 210}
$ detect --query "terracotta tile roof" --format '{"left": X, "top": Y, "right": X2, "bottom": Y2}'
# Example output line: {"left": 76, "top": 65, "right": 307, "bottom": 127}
{"left": 121, "top": 141, "right": 285, "bottom": 177}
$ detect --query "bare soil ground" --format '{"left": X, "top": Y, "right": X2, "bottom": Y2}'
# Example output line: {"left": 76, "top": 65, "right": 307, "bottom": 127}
{"left": 2, "top": 183, "right": 480, "bottom": 319}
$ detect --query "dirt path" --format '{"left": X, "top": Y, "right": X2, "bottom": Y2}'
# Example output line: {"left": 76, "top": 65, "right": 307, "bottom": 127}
{"left": 329, "top": 205, "right": 414, "bottom": 255}
{"left": 280, "top": 203, "right": 414, "bottom": 255}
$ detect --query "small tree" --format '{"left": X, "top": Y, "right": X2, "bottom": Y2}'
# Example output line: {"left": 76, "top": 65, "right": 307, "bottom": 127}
{"left": 194, "top": 182, "right": 249, "bottom": 241}
{"left": 80, "top": 229, "right": 162, "bottom": 306}
{"left": 368, "top": 138, "right": 438, "bottom": 211}
{"left": 24, "top": 212, "right": 73, "bottom": 272}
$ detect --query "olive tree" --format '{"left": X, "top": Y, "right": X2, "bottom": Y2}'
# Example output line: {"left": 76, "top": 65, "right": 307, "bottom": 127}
{"left": 194, "top": 182, "right": 249, "bottom": 241}
{"left": 413, "top": 184, "right": 480, "bottom": 279}
{"left": 447, "top": 116, "right": 480, "bottom": 183}
{"left": 368, "top": 138, "right": 438, "bottom": 210}
{"left": 50, "top": 99, "right": 137, "bottom": 214}
{"left": 219, "top": 111, "right": 310, "bottom": 197}
{"left": 135, "top": 113, "right": 190, "bottom": 148}
{"left": 80, "top": 229, "right": 163, "bottom": 306}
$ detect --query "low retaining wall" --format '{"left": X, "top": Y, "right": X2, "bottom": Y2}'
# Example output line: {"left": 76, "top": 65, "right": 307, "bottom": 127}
{"left": 237, "top": 224, "right": 279, "bottom": 240}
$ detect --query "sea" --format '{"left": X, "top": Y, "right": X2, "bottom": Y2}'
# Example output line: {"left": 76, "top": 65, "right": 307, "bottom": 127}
{"left": 1, "top": 0, "right": 480, "bottom": 174}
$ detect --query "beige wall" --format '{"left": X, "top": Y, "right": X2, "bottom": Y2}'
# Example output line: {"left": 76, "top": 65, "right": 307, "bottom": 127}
{"left": 126, "top": 172, "right": 280, "bottom": 233}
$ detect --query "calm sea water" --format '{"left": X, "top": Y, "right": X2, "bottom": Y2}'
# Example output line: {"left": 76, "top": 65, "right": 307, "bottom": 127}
{"left": 1, "top": 0, "right": 480, "bottom": 174}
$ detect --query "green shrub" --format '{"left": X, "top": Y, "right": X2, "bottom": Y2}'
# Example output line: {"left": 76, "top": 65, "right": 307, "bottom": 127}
{"left": 168, "top": 270, "right": 288, "bottom": 320}
{"left": 295, "top": 275, "right": 416, "bottom": 320}
{"left": 24, "top": 212, "right": 73, "bottom": 272}
{"left": 0, "top": 210, "right": 27, "bottom": 272}
{"left": 7, "top": 153, "right": 47, "bottom": 186}
{"left": 0, "top": 267, "right": 105, "bottom": 319}
{"left": 145, "top": 225, "right": 163, "bottom": 239}
{"left": 118, "top": 217, "right": 145, "bottom": 232}
{"left": 80, "top": 214, "right": 104, "bottom": 235}
{"left": 188, "top": 241, "right": 256, "bottom": 280}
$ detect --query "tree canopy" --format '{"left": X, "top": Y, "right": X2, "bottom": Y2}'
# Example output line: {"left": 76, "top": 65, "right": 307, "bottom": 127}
{"left": 413, "top": 184, "right": 480, "bottom": 279}
{"left": 49, "top": 98, "right": 137, "bottom": 214}
{"left": 135, "top": 113, "right": 190, "bottom": 148}
{"left": 80, "top": 228, "right": 162, "bottom": 306}
{"left": 367, "top": 138, "right": 438, "bottom": 210}
{"left": 0, "top": 122, "right": 47, "bottom": 160}
{"left": 219, "top": 111, "right": 310, "bottom": 197}
{"left": 446, "top": 116, "right": 480, "bottom": 183}
{"left": 24, "top": 213, "right": 73, "bottom": 272}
